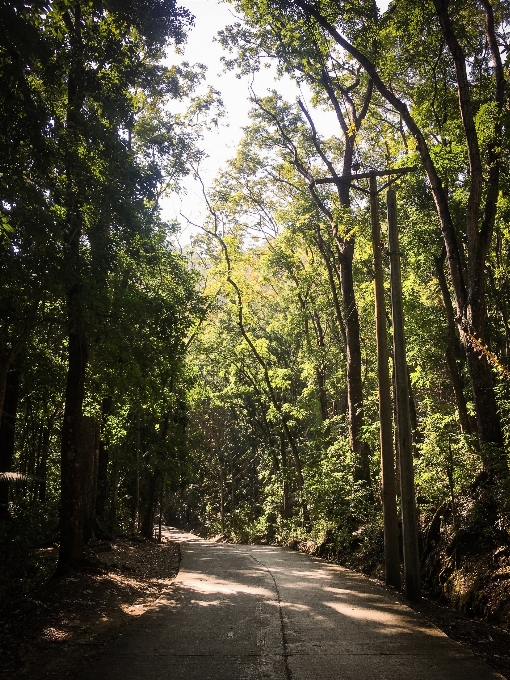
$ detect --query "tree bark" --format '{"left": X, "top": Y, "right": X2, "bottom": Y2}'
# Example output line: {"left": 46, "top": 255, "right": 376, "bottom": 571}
{"left": 370, "top": 176, "right": 401, "bottom": 590}
{"left": 280, "top": 433, "right": 291, "bottom": 519}
{"left": 435, "top": 249, "right": 472, "bottom": 435}
{"left": 337, "top": 240, "right": 371, "bottom": 484}
{"left": 141, "top": 469, "right": 161, "bottom": 538}
{"left": 387, "top": 188, "right": 420, "bottom": 599}
{"left": 57, "top": 281, "right": 89, "bottom": 574}
{"left": 298, "top": 95, "right": 372, "bottom": 486}
{"left": 108, "top": 458, "right": 119, "bottom": 531}
{"left": 96, "top": 396, "right": 113, "bottom": 521}
{"left": 302, "top": 302, "right": 328, "bottom": 422}
{"left": 56, "top": 3, "right": 90, "bottom": 575}
{"left": 82, "top": 416, "right": 100, "bottom": 543}
{"left": 0, "top": 367, "right": 20, "bottom": 520}
{"left": 314, "top": 225, "right": 347, "bottom": 346}
{"left": 134, "top": 410, "right": 141, "bottom": 531}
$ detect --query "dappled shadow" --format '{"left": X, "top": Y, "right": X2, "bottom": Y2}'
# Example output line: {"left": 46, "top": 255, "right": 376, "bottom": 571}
{"left": 159, "top": 529, "right": 448, "bottom": 643}
{"left": 76, "top": 528, "right": 498, "bottom": 680}
{"left": 159, "top": 538, "right": 490, "bottom": 655}
{"left": 1, "top": 538, "right": 181, "bottom": 679}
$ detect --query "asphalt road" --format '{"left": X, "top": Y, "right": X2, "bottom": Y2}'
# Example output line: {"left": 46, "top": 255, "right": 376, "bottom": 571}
{"left": 79, "top": 528, "right": 504, "bottom": 680}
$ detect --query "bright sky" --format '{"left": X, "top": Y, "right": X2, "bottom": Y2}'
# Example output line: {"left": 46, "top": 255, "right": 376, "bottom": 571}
{"left": 161, "top": 0, "right": 389, "bottom": 243}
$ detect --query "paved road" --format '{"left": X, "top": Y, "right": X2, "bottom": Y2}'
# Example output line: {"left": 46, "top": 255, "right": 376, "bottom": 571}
{"left": 80, "top": 528, "right": 504, "bottom": 680}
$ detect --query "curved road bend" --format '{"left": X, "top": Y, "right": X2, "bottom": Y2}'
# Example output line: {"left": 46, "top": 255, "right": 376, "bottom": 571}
{"left": 79, "top": 528, "right": 504, "bottom": 680}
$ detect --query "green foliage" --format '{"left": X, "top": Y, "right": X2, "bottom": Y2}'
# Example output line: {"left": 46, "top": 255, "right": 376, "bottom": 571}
{"left": 179, "top": 0, "right": 510, "bottom": 559}
{"left": 0, "top": 0, "right": 214, "bottom": 573}
{"left": 3, "top": 0, "right": 510, "bottom": 603}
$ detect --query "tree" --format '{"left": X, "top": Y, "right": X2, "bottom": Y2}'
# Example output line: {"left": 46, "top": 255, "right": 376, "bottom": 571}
{"left": 220, "top": 10, "right": 375, "bottom": 485}
{"left": 266, "top": 0, "right": 509, "bottom": 475}
{"left": 0, "top": 0, "right": 211, "bottom": 572}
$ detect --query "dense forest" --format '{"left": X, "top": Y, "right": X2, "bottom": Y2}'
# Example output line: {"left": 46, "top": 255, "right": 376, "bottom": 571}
{"left": 1, "top": 0, "right": 510, "bottom": 618}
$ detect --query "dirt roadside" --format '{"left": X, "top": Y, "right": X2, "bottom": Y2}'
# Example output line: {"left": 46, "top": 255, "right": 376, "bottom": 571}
{"left": 0, "top": 536, "right": 180, "bottom": 679}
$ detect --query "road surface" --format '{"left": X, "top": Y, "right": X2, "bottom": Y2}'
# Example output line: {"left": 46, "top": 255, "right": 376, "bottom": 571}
{"left": 79, "top": 528, "right": 504, "bottom": 680}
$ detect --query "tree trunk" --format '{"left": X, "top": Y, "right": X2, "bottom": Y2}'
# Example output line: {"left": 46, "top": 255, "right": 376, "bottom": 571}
{"left": 219, "top": 464, "right": 225, "bottom": 534}
{"left": 314, "top": 226, "right": 347, "bottom": 345}
{"left": 141, "top": 469, "right": 161, "bottom": 539}
{"left": 56, "top": 3, "right": 90, "bottom": 576}
{"left": 37, "top": 426, "right": 51, "bottom": 503}
{"left": 280, "top": 433, "right": 291, "bottom": 519}
{"left": 311, "top": 311, "right": 329, "bottom": 421}
{"left": 0, "top": 367, "right": 20, "bottom": 520}
{"left": 388, "top": 188, "right": 420, "bottom": 600}
{"left": 370, "top": 177, "right": 401, "bottom": 590}
{"left": 56, "top": 288, "right": 89, "bottom": 574}
{"left": 109, "top": 458, "right": 119, "bottom": 531}
{"left": 337, "top": 241, "right": 372, "bottom": 485}
{"left": 82, "top": 416, "right": 100, "bottom": 544}
{"left": 435, "top": 251, "right": 472, "bottom": 436}
{"left": 309, "top": 81, "right": 372, "bottom": 486}
{"left": 134, "top": 410, "right": 141, "bottom": 532}
{"left": 95, "top": 397, "right": 113, "bottom": 521}
{"left": 282, "top": 96, "right": 371, "bottom": 485}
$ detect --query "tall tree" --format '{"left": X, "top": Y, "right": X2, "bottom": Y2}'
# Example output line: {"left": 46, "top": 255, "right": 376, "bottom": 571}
{"left": 0, "top": 0, "right": 198, "bottom": 573}
{"left": 267, "top": 0, "right": 510, "bottom": 475}
{"left": 220, "top": 10, "right": 375, "bottom": 484}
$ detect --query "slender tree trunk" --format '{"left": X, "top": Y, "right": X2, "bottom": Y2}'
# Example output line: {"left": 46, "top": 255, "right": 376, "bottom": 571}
{"left": 134, "top": 410, "right": 141, "bottom": 531}
{"left": 302, "top": 304, "right": 329, "bottom": 422}
{"left": 57, "top": 284, "right": 89, "bottom": 574}
{"left": 0, "top": 367, "right": 20, "bottom": 520}
{"left": 82, "top": 416, "right": 99, "bottom": 543}
{"left": 435, "top": 250, "right": 472, "bottom": 435}
{"left": 96, "top": 397, "right": 113, "bottom": 521}
{"left": 267, "top": 95, "right": 371, "bottom": 487}
{"left": 141, "top": 469, "right": 161, "bottom": 539}
{"left": 337, "top": 241, "right": 371, "bottom": 485}
{"left": 158, "top": 480, "right": 164, "bottom": 544}
{"left": 370, "top": 177, "right": 401, "bottom": 590}
{"left": 311, "top": 311, "right": 329, "bottom": 421}
{"left": 37, "top": 425, "right": 51, "bottom": 503}
{"left": 219, "top": 464, "right": 225, "bottom": 534}
{"left": 58, "top": 313, "right": 88, "bottom": 572}
{"left": 280, "top": 433, "right": 291, "bottom": 519}
{"left": 109, "top": 458, "right": 119, "bottom": 531}
{"left": 302, "top": 91, "right": 372, "bottom": 487}
{"left": 388, "top": 188, "right": 420, "bottom": 599}
{"left": 314, "top": 226, "right": 347, "bottom": 345}
{"left": 408, "top": 372, "right": 419, "bottom": 441}
{"left": 56, "top": 3, "right": 90, "bottom": 576}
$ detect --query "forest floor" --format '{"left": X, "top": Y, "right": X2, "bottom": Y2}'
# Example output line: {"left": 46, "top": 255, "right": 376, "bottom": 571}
{"left": 0, "top": 529, "right": 510, "bottom": 679}
{"left": 0, "top": 535, "right": 180, "bottom": 680}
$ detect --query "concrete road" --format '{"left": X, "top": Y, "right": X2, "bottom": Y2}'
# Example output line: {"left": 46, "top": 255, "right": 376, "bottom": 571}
{"left": 79, "top": 528, "right": 504, "bottom": 680}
